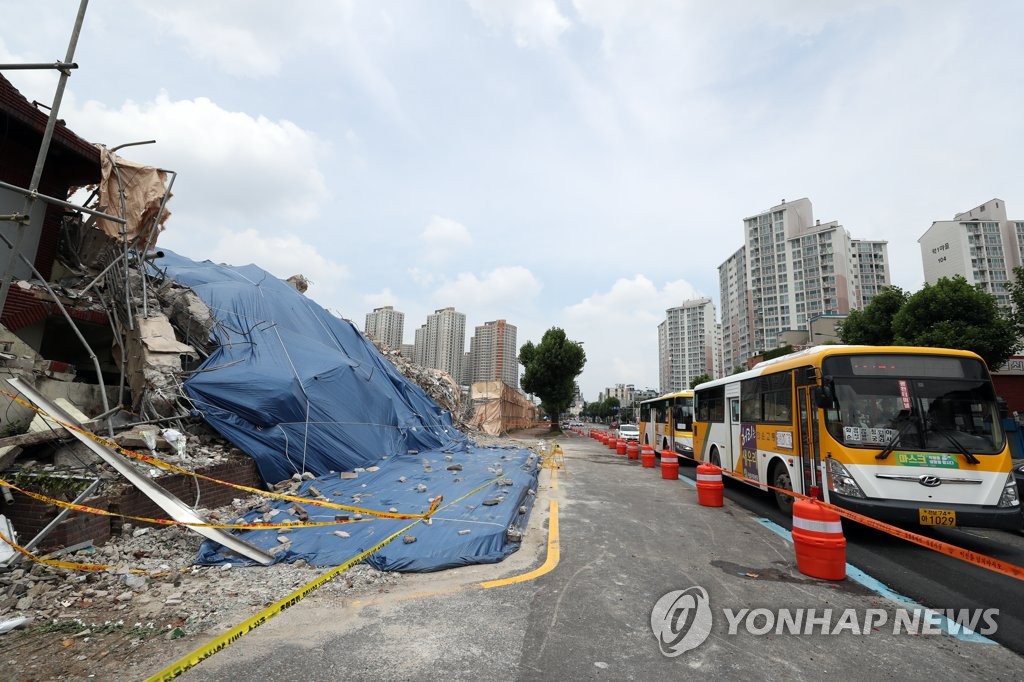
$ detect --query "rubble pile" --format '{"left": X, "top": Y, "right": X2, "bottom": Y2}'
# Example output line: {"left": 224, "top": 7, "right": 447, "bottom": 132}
{"left": 371, "top": 341, "right": 466, "bottom": 425}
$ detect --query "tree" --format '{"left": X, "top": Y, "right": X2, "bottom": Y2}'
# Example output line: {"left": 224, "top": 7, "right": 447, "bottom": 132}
{"left": 891, "top": 276, "right": 1018, "bottom": 369}
{"left": 1006, "top": 266, "right": 1024, "bottom": 342}
{"left": 690, "top": 373, "right": 711, "bottom": 388}
{"left": 519, "top": 328, "right": 586, "bottom": 430}
{"left": 837, "top": 286, "right": 908, "bottom": 345}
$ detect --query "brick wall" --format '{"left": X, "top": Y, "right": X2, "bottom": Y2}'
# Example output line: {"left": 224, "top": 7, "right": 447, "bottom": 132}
{"left": 0, "top": 456, "right": 263, "bottom": 553}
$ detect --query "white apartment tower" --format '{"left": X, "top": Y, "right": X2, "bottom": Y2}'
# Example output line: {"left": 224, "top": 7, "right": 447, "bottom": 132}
{"left": 918, "top": 199, "right": 1023, "bottom": 311}
{"left": 467, "top": 319, "right": 519, "bottom": 389}
{"left": 364, "top": 305, "right": 404, "bottom": 350}
{"left": 413, "top": 307, "right": 466, "bottom": 379}
{"left": 658, "top": 297, "right": 718, "bottom": 393}
{"left": 719, "top": 198, "right": 891, "bottom": 371}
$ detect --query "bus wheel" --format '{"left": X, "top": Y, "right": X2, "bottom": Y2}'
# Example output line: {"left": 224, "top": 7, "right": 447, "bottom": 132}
{"left": 770, "top": 461, "right": 794, "bottom": 515}
{"left": 709, "top": 446, "right": 721, "bottom": 467}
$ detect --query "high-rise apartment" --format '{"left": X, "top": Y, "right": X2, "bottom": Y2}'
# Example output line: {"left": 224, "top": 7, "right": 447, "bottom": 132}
{"left": 658, "top": 297, "right": 719, "bottom": 393}
{"left": 719, "top": 198, "right": 891, "bottom": 371}
{"left": 412, "top": 307, "right": 466, "bottom": 379}
{"left": 467, "top": 319, "right": 519, "bottom": 389}
{"left": 363, "top": 305, "right": 404, "bottom": 349}
{"left": 919, "top": 199, "right": 1023, "bottom": 311}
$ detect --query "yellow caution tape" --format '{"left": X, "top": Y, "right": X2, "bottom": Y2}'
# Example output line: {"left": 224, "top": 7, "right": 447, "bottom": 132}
{"left": 0, "top": 477, "right": 377, "bottom": 531}
{"left": 0, "top": 388, "right": 442, "bottom": 521}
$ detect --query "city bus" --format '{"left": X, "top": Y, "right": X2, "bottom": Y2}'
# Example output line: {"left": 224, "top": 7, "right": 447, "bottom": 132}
{"left": 638, "top": 390, "right": 695, "bottom": 456}
{"left": 692, "top": 345, "right": 1022, "bottom": 530}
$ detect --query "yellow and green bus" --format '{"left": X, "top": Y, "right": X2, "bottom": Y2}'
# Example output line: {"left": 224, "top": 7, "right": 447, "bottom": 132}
{"left": 638, "top": 390, "right": 695, "bottom": 456}
{"left": 693, "top": 345, "right": 1022, "bottom": 530}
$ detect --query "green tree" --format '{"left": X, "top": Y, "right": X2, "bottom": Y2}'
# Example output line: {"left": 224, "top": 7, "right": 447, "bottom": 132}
{"left": 519, "top": 328, "right": 587, "bottom": 430}
{"left": 690, "top": 373, "right": 711, "bottom": 388}
{"left": 1006, "top": 266, "right": 1024, "bottom": 342}
{"left": 837, "top": 286, "right": 908, "bottom": 345}
{"left": 891, "top": 276, "right": 1018, "bottom": 369}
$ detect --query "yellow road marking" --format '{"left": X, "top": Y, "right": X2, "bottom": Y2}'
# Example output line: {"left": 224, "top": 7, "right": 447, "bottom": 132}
{"left": 479, "top": 498, "right": 560, "bottom": 589}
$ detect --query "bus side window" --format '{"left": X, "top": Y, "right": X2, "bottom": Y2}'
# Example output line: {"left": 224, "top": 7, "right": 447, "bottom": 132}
{"left": 731, "top": 398, "right": 740, "bottom": 422}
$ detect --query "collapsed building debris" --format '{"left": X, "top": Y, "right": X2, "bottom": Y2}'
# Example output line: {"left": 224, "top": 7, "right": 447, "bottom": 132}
{"left": 1, "top": 67, "right": 537, "bottom": 561}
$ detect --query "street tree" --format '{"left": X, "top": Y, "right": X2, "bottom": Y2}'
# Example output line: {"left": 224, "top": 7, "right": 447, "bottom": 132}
{"left": 1005, "top": 266, "right": 1024, "bottom": 342}
{"left": 837, "top": 286, "right": 908, "bottom": 345}
{"left": 690, "top": 373, "right": 711, "bottom": 388}
{"left": 891, "top": 276, "right": 1018, "bottom": 369}
{"left": 519, "top": 328, "right": 586, "bottom": 430}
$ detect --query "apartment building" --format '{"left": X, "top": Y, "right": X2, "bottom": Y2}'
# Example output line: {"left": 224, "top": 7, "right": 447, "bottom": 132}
{"left": 718, "top": 198, "right": 891, "bottom": 371}
{"left": 918, "top": 198, "right": 1023, "bottom": 311}
{"left": 657, "top": 297, "right": 719, "bottom": 393}
{"left": 363, "top": 305, "right": 404, "bottom": 349}
{"left": 412, "top": 307, "right": 466, "bottom": 380}
{"left": 466, "top": 319, "right": 519, "bottom": 389}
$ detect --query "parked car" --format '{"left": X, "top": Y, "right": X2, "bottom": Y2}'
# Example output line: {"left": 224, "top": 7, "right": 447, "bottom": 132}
{"left": 617, "top": 423, "right": 640, "bottom": 442}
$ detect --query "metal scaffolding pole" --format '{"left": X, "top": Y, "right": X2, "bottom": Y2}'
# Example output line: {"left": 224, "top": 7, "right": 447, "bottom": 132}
{"left": 0, "top": 0, "right": 90, "bottom": 316}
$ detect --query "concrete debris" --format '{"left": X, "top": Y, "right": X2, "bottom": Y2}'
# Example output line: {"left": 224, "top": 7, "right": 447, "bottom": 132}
{"left": 286, "top": 274, "right": 310, "bottom": 293}
{"left": 370, "top": 340, "right": 464, "bottom": 424}
{"left": 402, "top": 535, "right": 417, "bottom": 544}
{"left": 446, "top": 464, "right": 463, "bottom": 472}
{"left": 457, "top": 529, "right": 471, "bottom": 536}
{"left": 482, "top": 498, "right": 502, "bottom": 506}
{"left": 333, "top": 531, "right": 351, "bottom": 539}
{"left": 415, "top": 484, "right": 427, "bottom": 493}
{"left": 340, "top": 472, "right": 359, "bottom": 480}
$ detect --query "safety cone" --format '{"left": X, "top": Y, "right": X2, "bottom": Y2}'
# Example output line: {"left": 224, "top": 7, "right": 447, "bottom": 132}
{"left": 696, "top": 462, "right": 723, "bottom": 507}
{"left": 791, "top": 500, "right": 846, "bottom": 580}
{"left": 660, "top": 452, "right": 679, "bottom": 480}
{"left": 626, "top": 442, "right": 640, "bottom": 460}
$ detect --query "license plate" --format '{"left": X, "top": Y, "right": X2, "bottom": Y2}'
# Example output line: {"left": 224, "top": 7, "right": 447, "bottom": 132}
{"left": 919, "top": 508, "right": 956, "bottom": 526}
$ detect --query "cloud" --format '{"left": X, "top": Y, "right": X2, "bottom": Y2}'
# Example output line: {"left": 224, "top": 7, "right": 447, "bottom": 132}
{"left": 363, "top": 288, "right": 401, "bottom": 310}
{"left": 466, "top": 0, "right": 571, "bottom": 48}
{"left": 203, "top": 228, "right": 350, "bottom": 306}
{"left": 433, "top": 266, "right": 542, "bottom": 308}
{"left": 420, "top": 215, "right": 473, "bottom": 262}
{"left": 565, "top": 276, "right": 704, "bottom": 396}
{"left": 58, "top": 90, "right": 330, "bottom": 259}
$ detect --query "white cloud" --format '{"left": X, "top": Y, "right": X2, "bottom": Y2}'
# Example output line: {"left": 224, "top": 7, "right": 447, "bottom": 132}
{"left": 566, "top": 276, "right": 704, "bottom": 397}
{"left": 203, "top": 229, "right": 349, "bottom": 306}
{"left": 420, "top": 215, "right": 473, "bottom": 263}
{"left": 433, "top": 266, "right": 542, "bottom": 308}
{"left": 57, "top": 90, "right": 330, "bottom": 259}
{"left": 466, "top": 0, "right": 571, "bottom": 48}
{"left": 363, "top": 288, "right": 401, "bottom": 310}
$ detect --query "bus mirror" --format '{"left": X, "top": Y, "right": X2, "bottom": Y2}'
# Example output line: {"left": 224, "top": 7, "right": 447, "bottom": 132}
{"left": 812, "top": 385, "right": 834, "bottom": 409}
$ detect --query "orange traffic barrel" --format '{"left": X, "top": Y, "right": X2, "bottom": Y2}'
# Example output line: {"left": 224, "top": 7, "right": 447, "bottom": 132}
{"left": 626, "top": 442, "right": 640, "bottom": 460}
{"left": 641, "top": 449, "right": 656, "bottom": 468}
{"left": 660, "top": 452, "right": 679, "bottom": 480}
{"left": 696, "top": 462, "right": 724, "bottom": 507}
{"left": 791, "top": 500, "right": 847, "bottom": 580}
{"left": 608, "top": 435, "right": 618, "bottom": 450}
{"left": 616, "top": 439, "right": 627, "bottom": 455}
{"left": 641, "top": 444, "right": 655, "bottom": 459}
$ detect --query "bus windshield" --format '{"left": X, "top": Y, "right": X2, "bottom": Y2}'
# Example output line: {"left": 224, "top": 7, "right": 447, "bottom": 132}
{"left": 823, "top": 375, "right": 1005, "bottom": 454}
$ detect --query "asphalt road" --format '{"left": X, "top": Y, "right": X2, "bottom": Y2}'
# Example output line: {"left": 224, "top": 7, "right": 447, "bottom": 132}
{"left": 680, "top": 456, "right": 1024, "bottom": 657}
{"left": 167, "top": 433, "right": 1023, "bottom": 681}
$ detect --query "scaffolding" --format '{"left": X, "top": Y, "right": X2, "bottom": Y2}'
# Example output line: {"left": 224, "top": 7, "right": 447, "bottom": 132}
{"left": 0, "top": 0, "right": 181, "bottom": 427}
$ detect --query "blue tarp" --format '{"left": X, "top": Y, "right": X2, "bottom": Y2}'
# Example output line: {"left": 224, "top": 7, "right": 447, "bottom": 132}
{"left": 195, "top": 444, "right": 540, "bottom": 571}
{"left": 153, "top": 251, "right": 540, "bottom": 571}
{"left": 152, "top": 250, "right": 468, "bottom": 485}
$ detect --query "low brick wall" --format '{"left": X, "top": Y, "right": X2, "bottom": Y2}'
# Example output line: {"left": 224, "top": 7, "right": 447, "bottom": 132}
{"left": 0, "top": 455, "right": 263, "bottom": 553}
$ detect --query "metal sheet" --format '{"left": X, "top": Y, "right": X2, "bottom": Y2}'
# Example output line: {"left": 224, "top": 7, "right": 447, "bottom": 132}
{"left": 6, "top": 378, "right": 273, "bottom": 565}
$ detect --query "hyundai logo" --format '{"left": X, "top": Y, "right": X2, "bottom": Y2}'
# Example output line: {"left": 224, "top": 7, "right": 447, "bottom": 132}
{"left": 918, "top": 475, "right": 942, "bottom": 487}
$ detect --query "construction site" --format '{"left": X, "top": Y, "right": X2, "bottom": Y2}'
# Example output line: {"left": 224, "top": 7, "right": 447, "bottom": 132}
{"left": 0, "top": 15, "right": 553, "bottom": 680}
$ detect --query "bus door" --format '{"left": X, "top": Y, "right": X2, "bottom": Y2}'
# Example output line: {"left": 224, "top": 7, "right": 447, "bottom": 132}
{"left": 726, "top": 384, "right": 741, "bottom": 471}
{"left": 795, "top": 370, "right": 821, "bottom": 498}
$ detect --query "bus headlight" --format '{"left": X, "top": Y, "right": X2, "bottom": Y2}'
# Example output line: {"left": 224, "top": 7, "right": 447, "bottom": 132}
{"left": 826, "top": 458, "right": 865, "bottom": 499}
{"left": 997, "top": 473, "right": 1020, "bottom": 508}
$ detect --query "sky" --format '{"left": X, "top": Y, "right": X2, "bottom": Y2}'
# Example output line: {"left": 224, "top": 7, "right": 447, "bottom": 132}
{"left": 2, "top": 1, "right": 1023, "bottom": 402}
